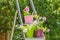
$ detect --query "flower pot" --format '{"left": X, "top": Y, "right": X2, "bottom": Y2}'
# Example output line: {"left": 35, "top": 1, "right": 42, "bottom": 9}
{"left": 25, "top": 29, "right": 34, "bottom": 38}
{"left": 24, "top": 15, "right": 33, "bottom": 24}
{"left": 34, "top": 29, "right": 44, "bottom": 38}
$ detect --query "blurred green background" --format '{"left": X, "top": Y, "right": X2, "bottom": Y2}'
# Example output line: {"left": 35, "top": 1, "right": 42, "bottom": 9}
{"left": 0, "top": 0, "right": 60, "bottom": 40}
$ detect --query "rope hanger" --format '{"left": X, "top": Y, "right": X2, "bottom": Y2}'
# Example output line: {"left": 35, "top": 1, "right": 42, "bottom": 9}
{"left": 29, "top": 0, "right": 37, "bottom": 14}
{"left": 10, "top": 0, "right": 37, "bottom": 40}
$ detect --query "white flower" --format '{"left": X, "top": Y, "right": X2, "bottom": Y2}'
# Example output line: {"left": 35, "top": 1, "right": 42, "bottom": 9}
{"left": 47, "top": 29, "right": 50, "bottom": 32}
{"left": 43, "top": 17, "right": 46, "bottom": 21}
{"left": 39, "top": 17, "right": 42, "bottom": 20}
{"left": 33, "top": 20, "right": 38, "bottom": 25}
{"left": 23, "top": 28, "right": 27, "bottom": 33}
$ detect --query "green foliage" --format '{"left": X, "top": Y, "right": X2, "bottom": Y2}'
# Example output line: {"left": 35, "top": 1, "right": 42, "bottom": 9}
{"left": 13, "top": 29, "right": 23, "bottom": 40}
{"left": 23, "top": 12, "right": 30, "bottom": 16}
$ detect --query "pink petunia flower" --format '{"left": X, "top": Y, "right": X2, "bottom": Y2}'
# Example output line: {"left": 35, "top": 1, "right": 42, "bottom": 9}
{"left": 43, "top": 16, "right": 46, "bottom": 21}
{"left": 23, "top": 6, "right": 29, "bottom": 12}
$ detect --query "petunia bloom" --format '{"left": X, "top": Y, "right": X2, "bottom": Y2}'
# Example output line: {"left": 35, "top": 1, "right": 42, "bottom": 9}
{"left": 23, "top": 6, "right": 29, "bottom": 12}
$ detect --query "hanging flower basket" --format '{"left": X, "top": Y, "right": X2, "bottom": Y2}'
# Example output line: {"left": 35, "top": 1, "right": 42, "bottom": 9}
{"left": 20, "top": 24, "right": 35, "bottom": 38}
{"left": 24, "top": 15, "right": 33, "bottom": 24}
{"left": 34, "top": 29, "right": 44, "bottom": 38}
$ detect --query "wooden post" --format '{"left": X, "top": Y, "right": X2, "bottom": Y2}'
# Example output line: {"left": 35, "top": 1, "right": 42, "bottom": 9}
{"left": 7, "top": 30, "right": 11, "bottom": 40}
{"left": 10, "top": 11, "right": 17, "bottom": 40}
